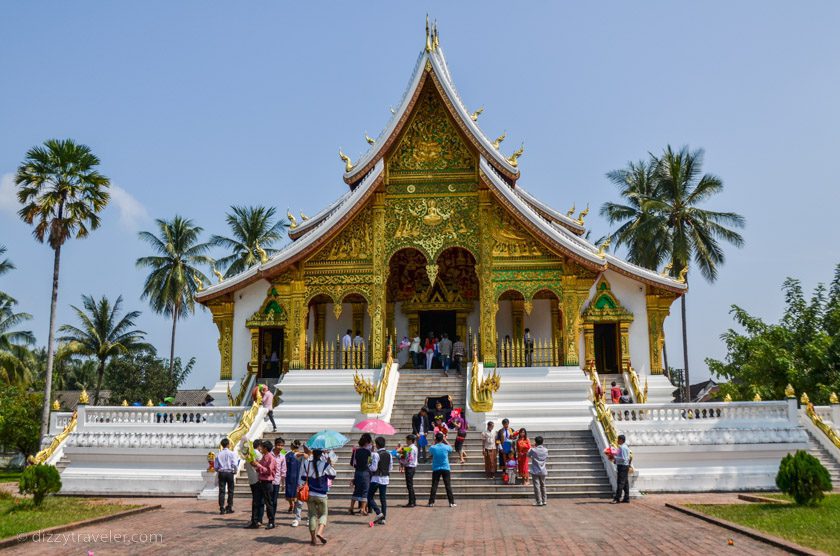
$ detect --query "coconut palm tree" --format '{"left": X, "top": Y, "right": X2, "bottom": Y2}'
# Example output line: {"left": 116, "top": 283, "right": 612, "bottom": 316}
{"left": 600, "top": 158, "right": 668, "bottom": 270}
{"left": 136, "top": 216, "right": 212, "bottom": 374}
{"left": 15, "top": 138, "right": 110, "bottom": 435}
{"left": 210, "top": 205, "right": 288, "bottom": 277}
{"left": 0, "top": 245, "right": 13, "bottom": 279}
{"left": 0, "top": 296, "right": 35, "bottom": 384}
{"left": 58, "top": 295, "right": 148, "bottom": 404}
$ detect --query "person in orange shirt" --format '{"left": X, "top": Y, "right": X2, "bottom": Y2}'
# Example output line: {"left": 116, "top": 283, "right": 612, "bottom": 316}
{"left": 515, "top": 428, "right": 532, "bottom": 486}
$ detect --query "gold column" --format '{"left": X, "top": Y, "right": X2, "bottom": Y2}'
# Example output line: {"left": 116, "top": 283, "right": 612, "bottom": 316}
{"left": 511, "top": 298, "right": 524, "bottom": 340}
{"left": 550, "top": 298, "right": 562, "bottom": 366}
{"left": 645, "top": 288, "right": 676, "bottom": 375}
{"left": 561, "top": 274, "right": 592, "bottom": 366}
{"left": 370, "top": 191, "right": 386, "bottom": 367}
{"left": 287, "top": 269, "right": 307, "bottom": 370}
{"left": 477, "top": 189, "right": 497, "bottom": 366}
{"left": 207, "top": 298, "right": 234, "bottom": 380}
{"left": 314, "top": 303, "right": 326, "bottom": 345}
{"left": 249, "top": 328, "right": 260, "bottom": 374}
{"left": 583, "top": 321, "right": 595, "bottom": 371}
{"left": 456, "top": 311, "right": 468, "bottom": 344}
{"left": 619, "top": 321, "right": 631, "bottom": 372}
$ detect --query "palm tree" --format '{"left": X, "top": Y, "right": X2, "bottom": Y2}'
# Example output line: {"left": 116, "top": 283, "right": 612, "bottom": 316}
{"left": 600, "top": 159, "right": 668, "bottom": 270}
{"left": 15, "top": 138, "right": 110, "bottom": 436}
{"left": 136, "top": 216, "right": 212, "bottom": 374}
{"left": 58, "top": 295, "right": 148, "bottom": 404}
{"left": 0, "top": 296, "right": 36, "bottom": 384}
{"left": 210, "top": 205, "right": 287, "bottom": 277}
{"left": 0, "top": 245, "right": 13, "bottom": 279}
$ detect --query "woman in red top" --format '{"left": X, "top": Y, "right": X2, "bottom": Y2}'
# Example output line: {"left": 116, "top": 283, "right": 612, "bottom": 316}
{"left": 610, "top": 381, "right": 622, "bottom": 404}
{"left": 515, "top": 428, "right": 532, "bottom": 486}
{"left": 424, "top": 334, "right": 435, "bottom": 370}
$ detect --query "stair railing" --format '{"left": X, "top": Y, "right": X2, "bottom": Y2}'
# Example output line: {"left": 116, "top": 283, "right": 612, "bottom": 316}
{"left": 226, "top": 390, "right": 263, "bottom": 450}
{"left": 626, "top": 367, "right": 647, "bottom": 404}
{"left": 28, "top": 410, "right": 78, "bottom": 466}
{"left": 802, "top": 392, "right": 840, "bottom": 450}
{"left": 353, "top": 339, "right": 394, "bottom": 414}
{"left": 469, "top": 339, "right": 501, "bottom": 413}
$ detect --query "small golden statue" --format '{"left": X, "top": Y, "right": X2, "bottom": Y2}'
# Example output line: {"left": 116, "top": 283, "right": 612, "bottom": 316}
{"left": 51, "top": 399, "right": 60, "bottom": 411}
{"left": 339, "top": 148, "right": 354, "bottom": 172}
{"left": 255, "top": 241, "right": 268, "bottom": 264}
{"left": 492, "top": 132, "right": 506, "bottom": 150}
{"left": 364, "top": 132, "right": 375, "bottom": 145}
{"left": 830, "top": 392, "right": 839, "bottom": 404}
{"left": 146, "top": 399, "right": 154, "bottom": 407}
{"left": 800, "top": 392, "right": 810, "bottom": 405}
{"left": 422, "top": 200, "right": 449, "bottom": 226}
{"left": 677, "top": 266, "right": 688, "bottom": 283}
{"left": 661, "top": 262, "right": 673, "bottom": 277}
{"left": 78, "top": 388, "right": 90, "bottom": 405}
{"left": 723, "top": 393, "right": 732, "bottom": 402}
{"left": 192, "top": 272, "right": 204, "bottom": 291}
{"left": 753, "top": 392, "right": 762, "bottom": 402}
{"left": 597, "top": 236, "right": 611, "bottom": 257}
{"left": 577, "top": 204, "right": 589, "bottom": 225}
{"left": 784, "top": 384, "right": 795, "bottom": 398}
{"left": 121, "top": 399, "right": 128, "bottom": 407}
{"left": 287, "top": 209, "right": 298, "bottom": 230}
{"left": 212, "top": 265, "right": 224, "bottom": 284}
{"left": 470, "top": 107, "right": 483, "bottom": 121}
{"left": 566, "top": 203, "right": 576, "bottom": 217}
{"left": 507, "top": 144, "right": 524, "bottom": 167}
{"left": 207, "top": 452, "right": 216, "bottom": 472}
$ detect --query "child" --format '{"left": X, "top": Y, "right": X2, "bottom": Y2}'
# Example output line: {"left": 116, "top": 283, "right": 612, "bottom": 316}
{"left": 433, "top": 417, "right": 449, "bottom": 441}
{"left": 504, "top": 452, "right": 517, "bottom": 485}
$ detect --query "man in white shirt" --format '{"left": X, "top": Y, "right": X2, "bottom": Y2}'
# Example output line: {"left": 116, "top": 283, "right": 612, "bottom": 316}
{"left": 341, "top": 329, "right": 352, "bottom": 368}
{"left": 367, "top": 436, "right": 392, "bottom": 525}
{"left": 214, "top": 437, "right": 240, "bottom": 514}
{"left": 400, "top": 434, "right": 419, "bottom": 507}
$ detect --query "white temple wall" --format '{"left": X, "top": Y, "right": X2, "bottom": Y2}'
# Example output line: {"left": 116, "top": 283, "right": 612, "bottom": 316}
{"left": 523, "top": 299, "right": 552, "bottom": 339}
{"left": 231, "top": 278, "right": 271, "bottom": 383}
{"left": 582, "top": 270, "right": 651, "bottom": 375}
{"left": 496, "top": 300, "right": 513, "bottom": 341}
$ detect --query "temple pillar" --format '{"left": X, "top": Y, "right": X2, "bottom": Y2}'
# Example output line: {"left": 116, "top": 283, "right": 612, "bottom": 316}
{"left": 477, "top": 189, "right": 497, "bottom": 366}
{"left": 619, "top": 321, "right": 631, "bottom": 371}
{"left": 561, "top": 274, "right": 592, "bottom": 366}
{"left": 249, "top": 328, "right": 260, "bottom": 374}
{"left": 582, "top": 321, "right": 595, "bottom": 371}
{"left": 456, "top": 311, "right": 468, "bottom": 345}
{"left": 287, "top": 270, "right": 307, "bottom": 370}
{"left": 207, "top": 297, "right": 234, "bottom": 380}
{"left": 370, "top": 191, "right": 386, "bottom": 367}
{"left": 550, "top": 299, "right": 562, "bottom": 365}
{"left": 646, "top": 288, "right": 676, "bottom": 375}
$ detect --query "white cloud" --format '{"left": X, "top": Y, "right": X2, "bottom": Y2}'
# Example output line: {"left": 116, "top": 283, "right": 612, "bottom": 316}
{"left": 0, "top": 173, "right": 20, "bottom": 215}
{"left": 110, "top": 185, "right": 150, "bottom": 232}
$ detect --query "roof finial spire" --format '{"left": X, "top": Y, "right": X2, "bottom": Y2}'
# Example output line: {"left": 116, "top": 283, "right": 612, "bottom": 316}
{"left": 425, "top": 15, "right": 432, "bottom": 52}
{"left": 433, "top": 20, "right": 439, "bottom": 50}
{"left": 507, "top": 143, "right": 524, "bottom": 167}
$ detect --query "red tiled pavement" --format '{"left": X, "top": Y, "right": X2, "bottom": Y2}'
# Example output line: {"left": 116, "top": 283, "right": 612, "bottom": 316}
{"left": 2, "top": 493, "right": 788, "bottom": 555}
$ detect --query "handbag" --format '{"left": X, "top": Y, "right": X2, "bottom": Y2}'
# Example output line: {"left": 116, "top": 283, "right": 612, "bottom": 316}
{"left": 297, "top": 462, "right": 310, "bottom": 502}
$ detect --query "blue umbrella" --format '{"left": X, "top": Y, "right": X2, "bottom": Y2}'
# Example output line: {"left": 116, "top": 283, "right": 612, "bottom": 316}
{"left": 306, "top": 430, "right": 349, "bottom": 450}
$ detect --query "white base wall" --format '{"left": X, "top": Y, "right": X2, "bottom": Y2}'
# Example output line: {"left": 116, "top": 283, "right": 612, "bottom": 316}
{"left": 645, "top": 374, "right": 676, "bottom": 403}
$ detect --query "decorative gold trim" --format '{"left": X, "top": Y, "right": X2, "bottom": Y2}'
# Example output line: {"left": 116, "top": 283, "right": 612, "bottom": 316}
{"left": 28, "top": 410, "right": 77, "bottom": 465}
{"left": 227, "top": 389, "right": 262, "bottom": 449}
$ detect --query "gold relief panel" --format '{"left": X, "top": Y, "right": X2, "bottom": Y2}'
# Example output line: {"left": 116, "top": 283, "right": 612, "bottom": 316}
{"left": 306, "top": 206, "right": 373, "bottom": 264}
{"left": 386, "top": 83, "right": 476, "bottom": 183}
{"left": 385, "top": 195, "right": 479, "bottom": 261}
{"left": 491, "top": 205, "right": 547, "bottom": 258}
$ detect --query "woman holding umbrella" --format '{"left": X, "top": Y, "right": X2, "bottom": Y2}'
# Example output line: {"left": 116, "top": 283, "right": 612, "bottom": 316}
{"left": 302, "top": 431, "right": 343, "bottom": 546}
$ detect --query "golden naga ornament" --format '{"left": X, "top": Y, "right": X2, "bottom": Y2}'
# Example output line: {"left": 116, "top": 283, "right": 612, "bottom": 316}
{"left": 507, "top": 144, "right": 524, "bottom": 167}
{"left": 753, "top": 392, "right": 762, "bottom": 402}
{"left": 78, "top": 388, "right": 90, "bottom": 405}
{"left": 800, "top": 392, "right": 810, "bottom": 405}
{"left": 300, "top": 211, "right": 309, "bottom": 221}
{"left": 784, "top": 383, "right": 795, "bottom": 398}
{"left": 192, "top": 272, "right": 204, "bottom": 291}
{"left": 287, "top": 209, "right": 298, "bottom": 230}
{"left": 470, "top": 107, "right": 484, "bottom": 121}
{"left": 723, "top": 393, "right": 732, "bottom": 402}
{"left": 364, "top": 132, "right": 375, "bottom": 145}
{"left": 577, "top": 204, "right": 589, "bottom": 225}
{"left": 661, "top": 262, "right": 673, "bottom": 277}
{"left": 566, "top": 203, "right": 576, "bottom": 217}
{"left": 597, "top": 236, "right": 611, "bottom": 257}
{"left": 255, "top": 241, "right": 268, "bottom": 264}
{"left": 492, "top": 132, "right": 506, "bottom": 150}
{"left": 121, "top": 399, "right": 128, "bottom": 407}
{"left": 51, "top": 399, "right": 60, "bottom": 411}
{"left": 830, "top": 392, "right": 839, "bottom": 404}
{"left": 212, "top": 265, "right": 224, "bottom": 284}
{"left": 677, "top": 267, "right": 688, "bottom": 283}
{"left": 339, "top": 148, "right": 354, "bottom": 172}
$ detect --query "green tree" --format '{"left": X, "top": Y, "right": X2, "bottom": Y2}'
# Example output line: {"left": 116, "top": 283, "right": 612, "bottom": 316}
{"left": 15, "top": 139, "right": 110, "bottom": 436}
{"left": 776, "top": 450, "right": 832, "bottom": 505}
{"left": 708, "top": 264, "right": 840, "bottom": 403}
{"left": 0, "top": 245, "right": 13, "bottom": 288}
{"left": 602, "top": 146, "right": 745, "bottom": 400}
{"left": 106, "top": 348, "right": 194, "bottom": 405}
{"left": 136, "top": 216, "right": 212, "bottom": 374}
{"left": 58, "top": 295, "right": 147, "bottom": 405}
{"left": 0, "top": 296, "right": 36, "bottom": 385}
{"left": 0, "top": 383, "right": 42, "bottom": 455}
{"left": 18, "top": 464, "right": 62, "bottom": 506}
{"left": 210, "top": 205, "right": 287, "bottom": 277}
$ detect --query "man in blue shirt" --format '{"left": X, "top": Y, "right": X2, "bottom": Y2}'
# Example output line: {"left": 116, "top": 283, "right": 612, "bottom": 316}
{"left": 214, "top": 437, "right": 240, "bottom": 515}
{"left": 612, "top": 434, "right": 631, "bottom": 504}
{"left": 427, "top": 432, "right": 456, "bottom": 507}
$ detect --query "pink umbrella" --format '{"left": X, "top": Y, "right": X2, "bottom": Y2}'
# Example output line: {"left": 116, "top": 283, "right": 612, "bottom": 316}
{"left": 354, "top": 419, "right": 396, "bottom": 435}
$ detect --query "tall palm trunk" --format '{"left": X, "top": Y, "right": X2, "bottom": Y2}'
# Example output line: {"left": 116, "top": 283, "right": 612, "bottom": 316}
{"left": 662, "top": 342, "right": 669, "bottom": 377}
{"left": 169, "top": 304, "right": 179, "bottom": 376}
{"left": 93, "top": 358, "right": 106, "bottom": 405}
{"left": 39, "top": 244, "right": 62, "bottom": 439}
{"left": 681, "top": 292, "right": 690, "bottom": 403}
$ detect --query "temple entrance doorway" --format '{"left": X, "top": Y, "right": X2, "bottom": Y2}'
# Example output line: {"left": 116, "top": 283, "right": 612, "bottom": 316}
{"left": 259, "top": 328, "right": 284, "bottom": 379}
{"left": 419, "top": 310, "right": 456, "bottom": 344}
{"left": 594, "top": 323, "right": 620, "bottom": 373}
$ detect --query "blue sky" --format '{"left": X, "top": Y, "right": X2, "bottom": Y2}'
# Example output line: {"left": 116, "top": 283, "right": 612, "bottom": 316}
{"left": 1, "top": 2, "right": 839, "bottom": 389}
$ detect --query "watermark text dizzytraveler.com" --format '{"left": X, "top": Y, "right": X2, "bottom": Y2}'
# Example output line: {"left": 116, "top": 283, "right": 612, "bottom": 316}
{"left": 18, "top": 530, "right": 163, "bottom": 546}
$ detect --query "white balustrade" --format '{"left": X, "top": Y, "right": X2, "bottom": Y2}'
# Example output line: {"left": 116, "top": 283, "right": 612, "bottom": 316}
{"left": 78, "top": 406, "right": 244, "bottom": 428}
{"left": 49, "top": 412, "right": 74, "bottom": 435}
{"left": 610, "top": 401, "right": 792, "bottom": 424}
{"left": 812, "top": 405, "right": 835, "bottom": 426}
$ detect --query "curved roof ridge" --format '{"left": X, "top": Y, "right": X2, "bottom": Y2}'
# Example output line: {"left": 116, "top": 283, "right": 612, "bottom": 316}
{"left": 513, "top": 186, "right": 586, "bottom": 235}
{"left": 197, "top": 161, "right": 384, "bottom": 301}
{"left": 289, "top": 188, "right": 354, "bottom": 239}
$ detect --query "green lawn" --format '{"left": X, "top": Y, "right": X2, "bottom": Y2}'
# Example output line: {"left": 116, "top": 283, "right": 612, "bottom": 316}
{"left": 0, "top": 471, "right": 21, "bottom": 483}
{"left": 0, "top": 493, "right": 139, "bottom": 540}
{"left": 688, "top": 494, "right": 840, "bottom": 556}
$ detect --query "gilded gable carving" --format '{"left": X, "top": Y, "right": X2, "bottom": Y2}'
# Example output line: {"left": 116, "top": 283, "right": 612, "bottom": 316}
{"left": 307, "top": 206, "right": 373, "bottom": 264}
{"left": 387, "top": 84, "right": 475, "bottom": 181}
{"left": 492, "top": 205, "right": 546, "bottom": 258}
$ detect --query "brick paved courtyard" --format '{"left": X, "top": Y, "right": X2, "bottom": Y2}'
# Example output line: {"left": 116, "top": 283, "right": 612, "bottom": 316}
{"left": 2, "top": 493, "right": 789, "bottom": 555}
